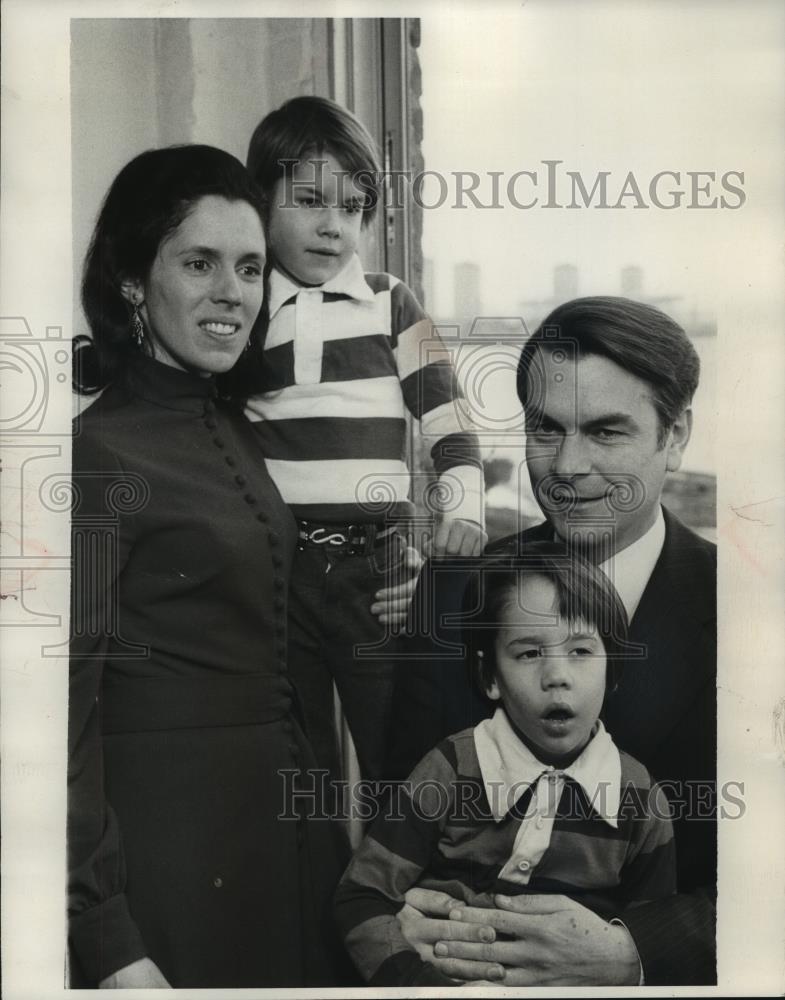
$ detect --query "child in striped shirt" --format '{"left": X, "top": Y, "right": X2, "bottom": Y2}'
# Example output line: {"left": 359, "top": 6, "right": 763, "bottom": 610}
{"left": 245, "top": 97, "right": 485, "bottom": 784}
{"left": 335, "top": 544, "right": 676, "bottom": 986}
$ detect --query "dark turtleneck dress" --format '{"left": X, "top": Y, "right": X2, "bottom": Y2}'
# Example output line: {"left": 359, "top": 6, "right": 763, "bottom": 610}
{"left": 67, "top": 356, "right": 344, "bottom": 988}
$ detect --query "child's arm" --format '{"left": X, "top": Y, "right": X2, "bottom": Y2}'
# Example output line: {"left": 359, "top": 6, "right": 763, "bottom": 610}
{"left": 334, "top": 745, "right": 462, "bottom": 986}
{"left": 610, "top": 774, "right": 678, "bottom": 986}
{"left": 617, "top": 779, "right": 678, "bottom": 905}
{"left": 615, "top": 775, "right": 716, "bottom": 984}
{"left": 391, "top": 279, "right": 486, "bottom": 558}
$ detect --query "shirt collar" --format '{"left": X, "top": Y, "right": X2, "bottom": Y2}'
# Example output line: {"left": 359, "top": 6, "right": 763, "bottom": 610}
{"left": 599, "top": 506, "right": 666, "bottom": 620}
{"left": 474, "top": 707, "right": 621, "bottom": 827}
{"left": 267, "top": 253, "right": 375, "bottom": 320}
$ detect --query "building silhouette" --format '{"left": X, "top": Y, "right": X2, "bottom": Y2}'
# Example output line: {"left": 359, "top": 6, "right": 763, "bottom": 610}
{"left": 553, "top": 264, "right": 579, "bottom": 300}
{"left": 519, "top": 264, "right": 699, "bottom": 332}
{"left": 620, "top": 265, "right": 644, "bottom": 297}
{"left": 422, "top": 257, "right": 435, "bottom": 313}
{"left": 454, "top": 261, "right": 482, "bottom": 327}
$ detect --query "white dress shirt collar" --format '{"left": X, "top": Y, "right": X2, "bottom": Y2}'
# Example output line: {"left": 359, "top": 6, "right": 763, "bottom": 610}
{"left": 267, "top": 253, "right": 375, "bottom": 320}
{"left": 599, "top": 506, "right": 666, "bottom": 621}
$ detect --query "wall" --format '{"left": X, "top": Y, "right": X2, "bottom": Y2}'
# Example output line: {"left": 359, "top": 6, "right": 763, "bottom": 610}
{"left": 70, "top": 18, "right": 332, "bottom": 335}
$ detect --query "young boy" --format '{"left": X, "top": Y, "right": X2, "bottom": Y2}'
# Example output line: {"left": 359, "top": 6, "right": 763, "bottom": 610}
{"left": 334, "top": 545, "right": 676, "bottom": 986}
{"left": 245, "top": 97, "right": 485, "bottom": 783}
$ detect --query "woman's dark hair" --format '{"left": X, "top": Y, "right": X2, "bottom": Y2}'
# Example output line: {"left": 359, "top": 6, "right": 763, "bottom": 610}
{"left": 516, "top": 296, "right": 700, "bottom": 446}
{"left": 462, "top": 542, "right": 629, "bottom": 699}
{"left": 246, "top": 95, "right": 382, "bottom": 224}
{"left": 74, "top": 144, "right": 268, "bottom": 397}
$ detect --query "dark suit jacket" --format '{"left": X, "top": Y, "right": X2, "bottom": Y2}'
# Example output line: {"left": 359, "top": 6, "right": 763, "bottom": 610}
{"left": 387, "top": 507, "right": 716, "bottom": 985}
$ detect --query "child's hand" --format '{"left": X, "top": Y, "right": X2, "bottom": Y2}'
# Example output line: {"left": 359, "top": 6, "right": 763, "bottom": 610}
{"left": 430, "top": 517, "right": 487, "bottom": 558}
{"left": 370, "top": 546, "right": 422, "bottom": 626}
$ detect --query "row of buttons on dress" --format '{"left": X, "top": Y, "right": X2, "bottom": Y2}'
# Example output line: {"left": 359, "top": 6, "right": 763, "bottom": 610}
{"left": 202, "top": 394, "right": 300, "bottom": 777}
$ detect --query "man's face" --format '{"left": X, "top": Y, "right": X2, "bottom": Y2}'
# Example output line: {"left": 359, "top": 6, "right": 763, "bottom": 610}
{"left": 524, "top": 348, "right": 691, "bottom": 554}
{"left": 266, "top": 151, "right": 365, "bottom": 287}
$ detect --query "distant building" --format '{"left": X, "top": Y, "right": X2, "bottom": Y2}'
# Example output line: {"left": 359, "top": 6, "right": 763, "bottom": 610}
{"left": 521, "top": 263, "right": 690, "bottom": 330}
{"left": 454, "top": 261, "right": 482, "bottom": 325}
{"left": 621, "top": 265, "right": 644, "bottom": 297}
{"left": 422, "top": 257, "right": 435, "bottom": 314}
{"left": 553, "top": 263, "right": 579, "bottom": 300}
{"left": 519, "top": 263, "right": 579, "bottom": 327}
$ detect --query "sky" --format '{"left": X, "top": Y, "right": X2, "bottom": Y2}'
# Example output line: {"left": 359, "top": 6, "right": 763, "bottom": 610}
{"left": 413, "top": 0, "right": 785, "bottom": 475}
{"left": 418, "top": 0, "right": 783, "bottom": 320}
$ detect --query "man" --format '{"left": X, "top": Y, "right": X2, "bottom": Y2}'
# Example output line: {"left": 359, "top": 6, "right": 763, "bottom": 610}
{"left": 386, "top": 296, "right": 716, "bottom": 986}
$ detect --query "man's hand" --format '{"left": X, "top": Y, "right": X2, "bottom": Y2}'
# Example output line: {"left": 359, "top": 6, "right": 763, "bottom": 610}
{"left": 396, "top": 888, "right": 505, "bottom": 983}
{"left": 430, "top": 518, "right": 487, "bottom": 558}
{"left": 370, "top": 546, "right": 422, "bottom": 626}
{"left": 99, "top": 956, "right": 171, "bottom": 988}
{"left": 434, "top": 893, "right": 641, "bottom": 986}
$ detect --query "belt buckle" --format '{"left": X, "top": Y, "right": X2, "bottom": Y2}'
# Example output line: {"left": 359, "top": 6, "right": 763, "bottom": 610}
{"left": 346, "top": 523, "right": 368, "bottom": 556}
{"left": 309, "top": 527, "right": 348, "bottom": 547}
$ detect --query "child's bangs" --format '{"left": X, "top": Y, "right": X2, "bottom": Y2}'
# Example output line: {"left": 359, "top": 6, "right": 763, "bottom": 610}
{"left": 551, "top": 569, "right": 604, "bottom": 637}
{"left": 470, "top": 548, "right": 628, "bottom": 659}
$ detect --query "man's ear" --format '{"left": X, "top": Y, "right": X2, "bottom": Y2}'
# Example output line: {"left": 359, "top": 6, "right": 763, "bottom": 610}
{"left": 120, "top": 278, "right": 144, "bottom": 306}
{"left": 665, "top": 407, "right": 693, "bottom": 472}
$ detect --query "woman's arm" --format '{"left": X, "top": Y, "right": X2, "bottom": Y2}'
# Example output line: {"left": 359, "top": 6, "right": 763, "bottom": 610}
{"left": 68, "top": 429, "right": 148, "bottom": 984}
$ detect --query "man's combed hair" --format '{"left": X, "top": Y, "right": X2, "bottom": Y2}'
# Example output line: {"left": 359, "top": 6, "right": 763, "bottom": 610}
{"left": 461, "top": 542, "right": 629, "bottom": 697}
{"left": 516, "top": 296, "right": 700, "bottom": 444}
{"left": 246, "top": 96, "right": 382, "bottom": 223}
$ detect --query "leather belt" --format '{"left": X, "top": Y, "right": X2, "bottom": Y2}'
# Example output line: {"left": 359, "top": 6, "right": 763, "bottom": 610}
{"left": 296, "top": 520, "right": 397, "bottom": 555}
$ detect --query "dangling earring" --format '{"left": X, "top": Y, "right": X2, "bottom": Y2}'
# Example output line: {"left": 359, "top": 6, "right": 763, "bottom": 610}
{"left": 131, "top": 301, "right": 145, "bottom": 348}
{"left": 243, "top": 337, "right": 251, "bottom": 353}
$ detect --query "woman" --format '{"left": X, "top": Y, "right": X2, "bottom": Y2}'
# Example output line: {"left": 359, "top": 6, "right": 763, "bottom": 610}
{"left": 68, "top": 145, "right": 343, "bottom": 988}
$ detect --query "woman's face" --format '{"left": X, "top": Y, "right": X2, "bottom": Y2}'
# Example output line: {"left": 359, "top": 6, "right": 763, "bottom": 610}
{"left": 129, "top": 195, "right": 266, "bottom": 376}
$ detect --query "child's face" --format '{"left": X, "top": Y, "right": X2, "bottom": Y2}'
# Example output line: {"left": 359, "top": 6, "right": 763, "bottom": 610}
{"left": 267, "top": 151, "right": 365, "bottom": 286}
{"left": 487, "top": 575, "right": 607, "bottom": 766}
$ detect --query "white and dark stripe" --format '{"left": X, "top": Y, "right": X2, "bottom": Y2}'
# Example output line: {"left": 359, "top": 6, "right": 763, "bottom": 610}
{"left": 335, "top": 730, "right": 676, "bottom": 985}
{"left": 246, "top": 268, "right": 482, "bottom": 523}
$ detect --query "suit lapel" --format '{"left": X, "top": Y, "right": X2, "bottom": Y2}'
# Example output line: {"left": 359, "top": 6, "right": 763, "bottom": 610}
{"left": 604, "top": 509, "right": 716, "bottom": 767}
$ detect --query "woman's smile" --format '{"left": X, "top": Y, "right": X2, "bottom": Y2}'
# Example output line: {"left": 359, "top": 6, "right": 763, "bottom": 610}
{"left": 134, "top": 195, "right": 266, "bottom": 376}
